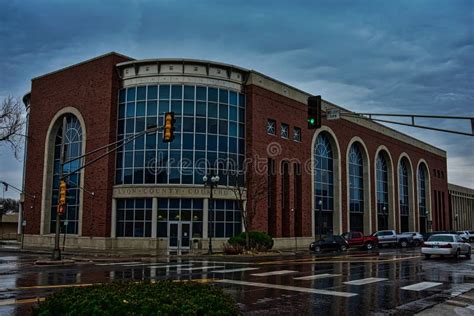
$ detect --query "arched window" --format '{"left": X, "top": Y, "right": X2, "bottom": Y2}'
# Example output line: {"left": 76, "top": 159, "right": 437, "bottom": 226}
{"left": 314, "top": 133, "right": 334, "bottom": 235}
{"left": 50, "top": 115, "right": 83, "bottom": 234}
{"left": 399, "top": 160, "right": 409, "bottom": 232}
{"left": 418, "top": 164, "right": 427, "bottom": 233}
{"left": 376, "top": 153, "right": 389, "bottom": 230}
{"left": 349, "top": 144, "right": 364, "bottom": 232}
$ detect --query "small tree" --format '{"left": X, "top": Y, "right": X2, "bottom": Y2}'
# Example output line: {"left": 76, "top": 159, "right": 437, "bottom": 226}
{"left": 229, "top": 168, "right": 267, "bottom": 251}
{"left": 0, "top": 96, "right": 25, "bottom": 159}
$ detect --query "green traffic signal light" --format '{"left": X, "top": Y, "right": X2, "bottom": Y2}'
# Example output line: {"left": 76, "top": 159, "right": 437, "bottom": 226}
{"left": 308, "top": 118, "right": 315, "bottom": 125}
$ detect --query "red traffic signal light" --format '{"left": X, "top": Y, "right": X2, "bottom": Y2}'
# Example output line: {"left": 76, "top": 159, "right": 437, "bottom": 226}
{"left": 307, "top": 96, "right": 322, "bottom": 129}
{"left": 163, "top": 112, "right": 176, "bottom": 143}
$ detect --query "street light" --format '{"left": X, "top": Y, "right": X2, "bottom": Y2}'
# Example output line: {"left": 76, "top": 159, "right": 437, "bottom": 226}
{"left": 203, "top": 174, "right": 219, "bottom": 255}
{"left": 318, "top": 199, "right": 323, "bottom": 241}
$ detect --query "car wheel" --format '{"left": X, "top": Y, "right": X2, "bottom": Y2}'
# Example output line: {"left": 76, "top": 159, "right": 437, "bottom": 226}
{"left": 365, "top": 243, "right": 373, "bottom": 250}
{"left": 314, "top": 246, "right": 321, "bottom": 253}
{"left": 400, "top": 240, "right": 408, "bottom": 248}
{"left": 424, "top": 254, "right": 431, "bottom": 259}
{"left": 455, "top": 249, "right": 461, "bottom": 259}
{"left": 340, "top": 245, "right": 347, "bottom": 252}
{"left": 466, "top": 248, "right": 471, "bottom": 259}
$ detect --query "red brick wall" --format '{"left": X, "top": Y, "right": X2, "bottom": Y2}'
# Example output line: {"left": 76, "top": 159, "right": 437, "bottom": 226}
{"left": 23, "top": 53, "right": 131, "bottom": 236}
{"left": 245, "top": 84, "right": 449, "bottom": 237}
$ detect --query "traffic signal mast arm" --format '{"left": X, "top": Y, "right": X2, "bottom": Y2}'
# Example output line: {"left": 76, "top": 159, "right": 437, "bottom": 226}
{"left": 61, "top": 124, "right": 163, "bottom": 181}
{"left": 340, "top": 112, "right": 474, "bottom": 136}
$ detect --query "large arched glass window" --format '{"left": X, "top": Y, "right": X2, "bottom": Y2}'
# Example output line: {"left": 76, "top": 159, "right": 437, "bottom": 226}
{"left": 50, "top": 115, "right": 83, "bottom": 234}
{"left": 376, "top": 153, "right": 389, "bottom": 230}
{"left": 399, "top": 160, "right": 409, "bottom": 232}
{"left": 314, "top": 133, "right": 334, "bottom": 235}
{"left": 418, "top": 164, "right": 427, "bottom": 233}
{"left": 349, "top": 144, "right": 364, "bottom": 232}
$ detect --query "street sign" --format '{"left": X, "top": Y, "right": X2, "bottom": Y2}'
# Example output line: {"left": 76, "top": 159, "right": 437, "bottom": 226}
{"left": 327, "top": 109, "right": 341, "bottom": 120}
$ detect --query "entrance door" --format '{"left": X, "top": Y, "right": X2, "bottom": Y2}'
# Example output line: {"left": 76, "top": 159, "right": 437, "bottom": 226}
{"left": 168, "top": 222, "right": 191, "bottom": 250}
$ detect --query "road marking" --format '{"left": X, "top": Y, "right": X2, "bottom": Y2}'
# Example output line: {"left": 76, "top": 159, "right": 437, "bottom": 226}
{"left": 216, "top": 279, "right": 357, "bottom": 298}
{"left": 259, "top": 256, "right": 422, "bottom": 266}
{"left": 251, "top": 270, "right": 298, "bottom": 277}
{"left": 294, "top": 273, "right": 341, "bottom": 280}
{"left": 122, "top": 262, "right": 168, "bottom": 267}
{"left": 148, "top": 264, "right": 192, "bottom": 269}
{"left": 344, "top": 277, "right": 387, "bottom": 285}
{"left": 212, "top": 267, "right": 259, "bottom": 273}
{"left": 181, "top": 266, "right": 225, "bottom": 271}
{"left": 96, "top": 261, "right": 142, "bottom": 266}
{"left": 190, "top": 260, "right": 252, "bottom": 265}
{"left": 401, "top": 282, "right": 442, "bottom": 291}
{"left": 0, "top": 297, "right": 45, "bottom": 306}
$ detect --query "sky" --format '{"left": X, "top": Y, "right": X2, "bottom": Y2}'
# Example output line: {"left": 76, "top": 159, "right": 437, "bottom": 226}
{"left": 0, "top": 0, "right": 473, "bottom": 199}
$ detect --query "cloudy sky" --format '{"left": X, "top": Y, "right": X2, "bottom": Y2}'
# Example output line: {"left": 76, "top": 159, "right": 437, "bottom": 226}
{"left": 0, "top": 0, "right": 473, "bottom": 198}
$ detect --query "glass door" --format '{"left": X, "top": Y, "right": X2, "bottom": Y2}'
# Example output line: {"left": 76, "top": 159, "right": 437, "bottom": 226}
{"left": 168, "top": 222, "right": 192, "bottom": 250}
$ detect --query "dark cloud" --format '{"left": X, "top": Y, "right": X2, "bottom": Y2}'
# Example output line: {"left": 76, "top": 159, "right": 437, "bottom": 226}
{"left": 0, "top": 0, "right": 472, "bottom": 196}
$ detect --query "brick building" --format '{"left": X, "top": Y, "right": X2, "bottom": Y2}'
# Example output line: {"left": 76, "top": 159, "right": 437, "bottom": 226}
{"left": 21, "top": 52, "right": 450, "bottom": 251}
{"left": 449, "top": 183, "right": 474, "bottom": 231}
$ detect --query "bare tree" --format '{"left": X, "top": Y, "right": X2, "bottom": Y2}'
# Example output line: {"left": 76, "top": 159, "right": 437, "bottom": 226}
{"left": 229, "top": 168, "right": 267, "bottom": 251}
{"left": 0, "top": 96, "right": 24, "bottom": 159}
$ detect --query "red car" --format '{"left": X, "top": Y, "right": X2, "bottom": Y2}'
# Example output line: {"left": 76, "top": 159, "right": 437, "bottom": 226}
{"left": 342, "top": 231, "right": 378, "bottom": 250}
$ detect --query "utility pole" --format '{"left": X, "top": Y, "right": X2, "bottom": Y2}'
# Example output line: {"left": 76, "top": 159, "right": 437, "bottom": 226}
{"left": 52, "top": 117, "right": 67, "bottom": 260}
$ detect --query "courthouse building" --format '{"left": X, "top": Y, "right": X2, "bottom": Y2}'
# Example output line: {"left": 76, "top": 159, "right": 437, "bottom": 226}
{"left": 449, "top": 183, "right": 474, "bottom": 231}
{"left": 21, "top": 52, "right": 451, "bottom": 251}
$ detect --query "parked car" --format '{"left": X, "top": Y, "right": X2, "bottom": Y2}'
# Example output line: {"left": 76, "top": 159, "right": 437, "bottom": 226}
{"left": 342, "top": 231, "right": 378, "bottom": 250}
{"left": 371, "top": 230, "right": 414, "bottom": 248}
{"left": 402, "top": 232, "right": 424, "bottom": 246}
{"left": 457, "top": 231, "right": 470, "bottom": 242}
{"left": 310, "top": 235, "right": 349, "bottom": 253}
{"left": 469, "top": 231, "right": 474, "bottom": 242}
{"left": 421, "top": 234, "right": 471, "bottom": 259}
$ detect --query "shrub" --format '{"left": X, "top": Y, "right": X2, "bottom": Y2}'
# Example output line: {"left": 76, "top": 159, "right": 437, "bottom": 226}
{"left": 223, "top": 242, "right": 244, "bottom": 255}
{"left": 228, "top": 231, "right": 274, "bottom": 251}
{"left": 33, "top": 281, "right": 240, "bottom": 316}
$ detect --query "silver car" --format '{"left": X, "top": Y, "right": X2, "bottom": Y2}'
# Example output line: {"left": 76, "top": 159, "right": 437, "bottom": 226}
{"left": 421, "top": 234, "right": 471, "bottom": 259}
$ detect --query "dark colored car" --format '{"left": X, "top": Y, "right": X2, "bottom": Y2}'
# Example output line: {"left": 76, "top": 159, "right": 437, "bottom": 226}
{"left": 309, "top": 235, "right": 349, "bottom": 253}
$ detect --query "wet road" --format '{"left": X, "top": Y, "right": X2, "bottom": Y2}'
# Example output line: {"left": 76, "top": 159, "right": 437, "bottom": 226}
{"left": 0, "top": 247, "right": 473, "bottom": 315}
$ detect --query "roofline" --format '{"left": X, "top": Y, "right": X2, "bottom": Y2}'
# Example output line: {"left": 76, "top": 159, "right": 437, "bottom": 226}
{"left": 116, "top": 58, "right": 250, "bottom": 73}
{"left": 32, "top": 52, "right": 134, "bottom": 81}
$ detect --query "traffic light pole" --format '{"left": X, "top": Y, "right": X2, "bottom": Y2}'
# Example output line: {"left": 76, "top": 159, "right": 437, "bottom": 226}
{"left": 53, "top": 117, "right": 67, "bottom": 260}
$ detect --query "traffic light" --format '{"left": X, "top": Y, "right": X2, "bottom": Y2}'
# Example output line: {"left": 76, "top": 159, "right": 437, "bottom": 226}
{"left": 307, "top": 95, "right": 322, "bottom": 129}
{"left": 59, "top": 180, "right": 67, "bottom": 206}
{"left": 163, "top": 112, "right": 175, "bottom": 143}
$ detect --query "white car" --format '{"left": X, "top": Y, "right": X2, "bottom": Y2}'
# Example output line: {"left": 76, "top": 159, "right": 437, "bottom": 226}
{"left": 457, "top": 231, "right": 470, "bottom": 242}
{"left": 421, "top": 234, "right": 471, "bottom": 259}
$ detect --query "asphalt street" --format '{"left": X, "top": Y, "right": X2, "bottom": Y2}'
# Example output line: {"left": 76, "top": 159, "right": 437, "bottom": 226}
{"left": 0, "top": 247, "right": 473, "bottom": 315}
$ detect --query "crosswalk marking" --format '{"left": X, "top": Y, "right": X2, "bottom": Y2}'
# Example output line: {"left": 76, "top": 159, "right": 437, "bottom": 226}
{"left": 401, "top": 282, "right": 442, "bottom": 291}
{"left": 212, "top": 268, "right": 259, "bottom": 273}
{"left": 251, "top": 270, "right": 298, "bottom": 277}
{"left": 189, "top": 260, "right": 252, "bottom": 265}
{"left": 147, "top": 264, "right": 193, "bottom": 269}
{"left": 181, "top": 266, "right": 225, "bottom": 271}
{"left": 96, "top": 261, "right": 142, "bottom": 266}
{"left": 216, "top": 279, "right": 357, "bottom": 297}
{"left": 344, "top": 277, "right": 387, "bottom": 285}
{"left": 294, "top": 273, "right": 341, "bottom": 280}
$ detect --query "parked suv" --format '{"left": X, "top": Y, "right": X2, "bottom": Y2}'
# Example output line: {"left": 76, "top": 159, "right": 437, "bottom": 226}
{"left": 402, "top": 232, "right": 424, "bottom": 246}
{"left": 372, "top": 230, "right": 414, "bottom": 248}
{"left": 309, "top": 235, "right": 349, "bottom": 253}
{"left": 342, "top": 231, "right": 378, "bottom": 250}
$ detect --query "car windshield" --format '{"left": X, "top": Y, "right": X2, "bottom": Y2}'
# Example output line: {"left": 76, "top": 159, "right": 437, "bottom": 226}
{"left": 428, "top": 235, "right": 453, "bottom": 242}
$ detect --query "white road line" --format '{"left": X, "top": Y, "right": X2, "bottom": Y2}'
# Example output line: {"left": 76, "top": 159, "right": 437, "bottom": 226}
{"left": 96, "top": 262, "right": 142, "bottom": 266}
{"left": 294, "top": 273, "right": 341, "bottom": 280}
{"left": 401, "top": 282, "right": 442, "bottom": 291}
{"left": 251, "top": 270, "right": 298, "bottom": 277}
{"left": 147, "top": 264, "right": 193, "bottom": 269}
{"left": 344, "top": 277, "right": 387, "bottom": 285}
{"left": 212, "top": 268, "right": 259, "bottom": 273}
{"left": 123, "top": 263, "right": 168, "bottom": 267}
{"left": 189, "top": 260, "right": 252, "bottom": 265}
{"left": 216, "top": 279, "right": 357, "bottom": 298}
{"left": 181, "top": 266, "right": 225, "bottom": 271}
